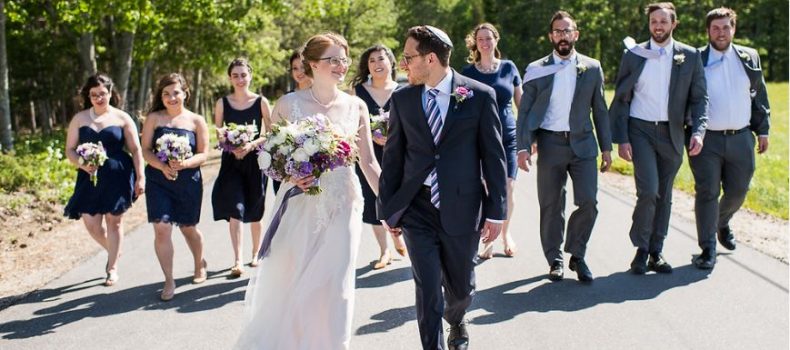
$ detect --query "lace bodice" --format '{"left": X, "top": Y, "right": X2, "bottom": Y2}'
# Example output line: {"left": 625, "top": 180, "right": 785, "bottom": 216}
{"left": 279, "top": 94, "right": 364, "bottom": 233}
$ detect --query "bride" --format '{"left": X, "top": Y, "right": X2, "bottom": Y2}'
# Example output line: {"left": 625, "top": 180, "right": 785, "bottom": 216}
{"left": 234, "top": 32, "right": 381, "bottom": 349}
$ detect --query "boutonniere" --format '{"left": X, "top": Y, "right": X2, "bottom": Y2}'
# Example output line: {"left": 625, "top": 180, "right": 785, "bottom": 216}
{"left": 576, "top": 63, "right": 587, "bottom": 76}
{"left": 451, "top": 85, "right": 474, "bottom": 106}
{"left": 673, "top": 53, "right": 685, "bottom": 65}
{"left": 738, "top": 51, "right": 751, "bottom": 61}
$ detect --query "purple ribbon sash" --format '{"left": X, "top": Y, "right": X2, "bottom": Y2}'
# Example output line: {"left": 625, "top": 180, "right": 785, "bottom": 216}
{"left": 256, "top": 186, "right": 304, "bottom": 261}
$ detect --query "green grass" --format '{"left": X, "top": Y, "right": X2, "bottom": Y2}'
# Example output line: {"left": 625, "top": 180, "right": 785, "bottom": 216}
{"left": 606, "top": 82, "right": 788, "bottom": 219}
{"left": 0, "top": 130, "right": 74, "bottom": 206}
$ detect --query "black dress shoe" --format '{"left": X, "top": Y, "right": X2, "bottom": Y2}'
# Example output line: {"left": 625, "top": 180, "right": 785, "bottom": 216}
{"left": 548, "top": 260, "right": 564, "bottom": 281}
{"left": 693, "top": 248, "right": 717, "bottom": 269}
{"left": 718, "top": 226, "right": 737, "bottom": 251}
{"left": 447, "top": 323, "right": 469, "bottom": 350}
{"left": 630, "top": 249, "right": 648, "bottom": 275}
{"left": 648, "top": 253, "right": 673, "bottom": 273}
{"left": 569, "top": 256, "right": 593, "bottom": 283}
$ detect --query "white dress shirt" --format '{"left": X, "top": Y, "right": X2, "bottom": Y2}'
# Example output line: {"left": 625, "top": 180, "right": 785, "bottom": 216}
{"left": 422, "top": 71, "right": 453, "bottom": 187}
{"left": 630, "top": 38, "right": 674, "bottom": 123}
{"left": 705, "top": 45, "right": 752, "bottom": 132}
{"left": 541, "top": 52, "right": 578, "bottom": 132}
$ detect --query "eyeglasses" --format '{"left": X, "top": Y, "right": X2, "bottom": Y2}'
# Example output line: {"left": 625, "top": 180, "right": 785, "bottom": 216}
{"left": 551, "top": 28, "right": 577, "bottom": 37}
{"left": 89, "top": 92, "right": 110, "bottom": 100}
{"left": 401, "top": 53, "right": 426, "bottom": 65}
{"left": 319, "top": 56, "right": 351, "bottom": 67}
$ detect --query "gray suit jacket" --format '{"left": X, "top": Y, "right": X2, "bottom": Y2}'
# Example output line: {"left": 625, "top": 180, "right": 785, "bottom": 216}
{"left": 377, "top": 71, "right": 507, "bottom": 234}
{"left": 517, "top": 53, "right": 612, "bottom": 158}
{"left": 700, "top": 43, "right": 770, "bottom": 136}
{"left": 609, "top": 40, "right": 709, "bottom": 155}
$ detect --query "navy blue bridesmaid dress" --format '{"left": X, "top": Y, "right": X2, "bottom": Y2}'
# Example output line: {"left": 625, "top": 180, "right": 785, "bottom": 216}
{"left": 145, "top": 127, "right": 202, "bottom": 226}
{"left": 64, "top": 125, "right": 136, "bottom": 219}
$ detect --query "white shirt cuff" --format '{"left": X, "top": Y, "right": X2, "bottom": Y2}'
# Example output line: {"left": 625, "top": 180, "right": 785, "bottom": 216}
{"left": 486, "top": 218, "right": 504, "bottom": 224}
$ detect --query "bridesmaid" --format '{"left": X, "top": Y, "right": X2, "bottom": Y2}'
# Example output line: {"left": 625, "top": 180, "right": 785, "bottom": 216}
{"left": 289, "top": 50, "right": 313, "bottom": 93}
{"left": 211, "top": 58, "right": 272, "bottom": 277}
{"left": 64, "top": 73, "right": 145, "bottom": 286}
{"left": 461, "top": 23, "right": 523, "bottom": 259}
{"left": 349, "top": 44, "right": 407, "bottom": 269}
{"left": 141, "top": 73, "right": 210, "bottom": 301}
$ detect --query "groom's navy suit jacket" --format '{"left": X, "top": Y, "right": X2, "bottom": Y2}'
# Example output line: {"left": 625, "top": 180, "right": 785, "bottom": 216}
{"left": 377, "top": 71, "right": 507, "bottom": 234}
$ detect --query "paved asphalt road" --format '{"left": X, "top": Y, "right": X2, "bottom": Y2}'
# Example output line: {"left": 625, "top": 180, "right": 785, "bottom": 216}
{"left": 1, "top": 169, "right": 787, "bottom": 349}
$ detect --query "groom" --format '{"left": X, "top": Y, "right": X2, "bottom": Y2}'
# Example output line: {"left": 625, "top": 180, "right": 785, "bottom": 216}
{"left": 378, "top": 25, "right": 507, "bottom": 350}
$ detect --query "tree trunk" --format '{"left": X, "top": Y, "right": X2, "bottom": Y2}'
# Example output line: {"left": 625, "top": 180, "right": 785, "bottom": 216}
{"left": 28, "top": 100, "right": 36, "bottom": 132}
{"left": 190, "top": 68, "right": 202, "bottom": 113}
{"left": 0, "top": 0, "right": 13, "bottom": 152}
{"left": 36, "top": 100, "right": 52, "bottom": 135}
{"left": 136, "top": 60, "right": 152, "bottom": 115}
{"left": 111, "top": 31, "right": 135, "bottom": 111}
{"left": 78, "top": 32, "right": 97, "bottom": 81}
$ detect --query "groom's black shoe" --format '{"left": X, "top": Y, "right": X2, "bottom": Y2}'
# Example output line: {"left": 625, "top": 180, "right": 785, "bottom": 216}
{"left": 548, "top": 260, "right": 564, "bottom": 281}
{"left": 693, "top": 248, "right": 717, "bottom": 270}
{"left": 630, "top": 249, "right": 649, "bottom": 275}
{"left": 648, "top": 252, "right": 673, "bottom": 274}
{"left": 447, "top": 323, "right": 469, "bottom": 350}
{"left": 718, "top": 226, "right": 737, "bottom": 251}
{"left": 569, "top": 256, "right": 593, "bottom": 283}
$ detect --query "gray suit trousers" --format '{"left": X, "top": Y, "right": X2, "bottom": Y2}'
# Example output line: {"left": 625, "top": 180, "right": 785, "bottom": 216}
{"left": 688, "top": 129, "right": 755, "bottom": 251}
{"left": 536, "top": 130, "right": 598, "bottom": 265}
{"left": 628, "top": 118, "right": 683, "bottom": 253}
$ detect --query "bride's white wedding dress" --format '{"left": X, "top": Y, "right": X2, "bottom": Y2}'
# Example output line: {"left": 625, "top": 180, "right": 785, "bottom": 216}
{"left": 234, "top": 97, "right": 364, "bottom": 349}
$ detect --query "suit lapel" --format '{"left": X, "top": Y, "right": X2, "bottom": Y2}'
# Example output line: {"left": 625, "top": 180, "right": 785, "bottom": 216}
{"left": 668, "top": 44, "right": 681, "bottom": 107}
{"left": 701, "top": 45, "right": 711, "bottom": 67}
{"left": 628, "top": 42, "right": 649, "bottom": 91}
{"left": 438, "top": 72, "right": 461, "bottom": 143}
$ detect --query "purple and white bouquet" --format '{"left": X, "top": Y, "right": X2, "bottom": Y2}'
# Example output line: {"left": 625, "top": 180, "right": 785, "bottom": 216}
{"left": 217, "top": 122, "right": 258, "bottom": 152}
{"left": 155, "top": 133, "right": 193, "bottom": 180}
{"left": 257, "top": 113, "right": 357, "bottom": 195}
{"left": 369, "top": 108, "right": 389, "bottom": 139}
{"left": 76, "top": 142, "right": 108, "bottom": 186}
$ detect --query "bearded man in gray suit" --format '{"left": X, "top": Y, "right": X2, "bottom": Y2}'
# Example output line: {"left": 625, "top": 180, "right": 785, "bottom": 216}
{"left": 690, "top": 7, "right": 771, "bottom": 270}
{"left": 517, "top": 11, "right": 612, "bottom": 283}
{"left": 609, "top": 2, "right": 708, "bottom": 274}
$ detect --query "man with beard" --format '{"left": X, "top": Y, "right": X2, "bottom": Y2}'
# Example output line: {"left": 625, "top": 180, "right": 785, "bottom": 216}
{"left": 517, "top": 10, "right": 612, "bottom": 283}
{"left": 690, "top": 7, "right": 770, "bottom": 269}
{"left": 609, "top": 2, "right": 708, "bottom": 274}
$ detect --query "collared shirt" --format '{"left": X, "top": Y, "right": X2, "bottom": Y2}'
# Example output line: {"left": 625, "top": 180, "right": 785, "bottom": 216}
{"left": 630, "top": 38, "right": 674, "bottom": 122}
{"left": 541, "top": 51, "right": 578, "bottom": 132}
{"left": 422, "top": 71, "right": 453, "bottom": 187}
{"left": 705, "top": 45, "right": 752, "bottom": 131}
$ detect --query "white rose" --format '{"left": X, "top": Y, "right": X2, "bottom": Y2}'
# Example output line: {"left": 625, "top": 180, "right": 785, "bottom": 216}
{"left": 278, "top": 144, "right": 293, "bottom": 155}
{"left": 292, "top": 148, "right": 310, "bottom": 162}
{"left": 303, "top": 139, "right": 320, "bottom": 155}
{"left": 263, "top": 140, "right": 275, "bottom": 151}
{"left": 271, "top": 132, "right": 287, "bottom": 145}
{"left": 257, "top": 151, "right": 272, "bottom": 170}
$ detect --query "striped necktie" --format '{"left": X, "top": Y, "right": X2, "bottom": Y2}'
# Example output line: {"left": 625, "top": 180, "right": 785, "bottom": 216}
{"left": 425, "top": 89, "right": 442, "bottom": 208}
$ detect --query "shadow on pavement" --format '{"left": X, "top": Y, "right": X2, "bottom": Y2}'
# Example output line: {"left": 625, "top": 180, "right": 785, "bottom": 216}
{"left": 356, "top": 266, "right": 413, "bottom": 289}
{"left": 0, "top": 274, "right": 248, "bottom": 339}
{"left": 354, "top": 264, "right": 711, "bottom": 334}
{"left": 470, "top": 264, "right": 711, "bottom": 324}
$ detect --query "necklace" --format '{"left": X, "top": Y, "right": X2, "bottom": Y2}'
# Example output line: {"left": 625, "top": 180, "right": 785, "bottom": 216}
{"left": 309, "top": 87, "right": 338, "bottom": 108}
{"left": 476, "top": 60, "right": 500, "bottom": 74}
{"left": 89, "top": 107, "right": 109, "bottom": 120}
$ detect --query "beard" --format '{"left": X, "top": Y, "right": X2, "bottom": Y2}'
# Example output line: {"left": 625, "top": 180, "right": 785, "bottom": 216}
{"left": 553, "top": 40, "right": 574, "bottom": 56}
{"left": 651, "top": 30, "right": 672, "bottom": 44}
{"left": 710, "top": 37, "right": 731, "bottom": 51}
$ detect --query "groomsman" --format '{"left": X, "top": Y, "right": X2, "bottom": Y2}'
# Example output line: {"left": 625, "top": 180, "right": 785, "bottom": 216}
{"left": 609, "top": 2, "right": 708, "bottom": 274}
{"left": 517, "top": 11, "right": 612, "bottom": 283}
{"left": 690, "top": 7, "right": 770, "bottom": 269}
{"left": 378, "top": 26, "right": 507, "bottom": 350}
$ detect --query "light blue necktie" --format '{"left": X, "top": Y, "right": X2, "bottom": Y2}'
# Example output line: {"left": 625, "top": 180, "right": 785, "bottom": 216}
{"left": 659, "top": 47, "right": 666, "bottom": 56}
{"left": 425, "top": 89, "right": 442, "bottom": 208}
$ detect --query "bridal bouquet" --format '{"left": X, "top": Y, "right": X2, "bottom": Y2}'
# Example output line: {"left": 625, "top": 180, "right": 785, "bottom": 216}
{"left": 217, "top": 122, "right": 257, "bottom": 152}
{"left": 76, "top": 142, "right": 108, "bottom": 186}
{"left": 155, "top": 133, "right": 193, "bottom": 180}
{"left": 369, "top": 109, "right": 389, "bottom": 139}
{"left": 257, "top": 113, "right": 357, "bottom": 195}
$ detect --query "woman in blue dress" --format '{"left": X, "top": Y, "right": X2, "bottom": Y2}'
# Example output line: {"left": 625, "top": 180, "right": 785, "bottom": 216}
{"left": 350, "top": 44, "right": 408, "bottom": 270}
{"left": 211, "top": 58, "right": 272, "bottom": 277}
{"left": 462, "top": 23, "right": 523, "bottom": 259}
{"left": 64, "top": 73, "right": 145, "bottom": 286}
{"left": 141, "top": 73, "right": 210, "bottom": 301}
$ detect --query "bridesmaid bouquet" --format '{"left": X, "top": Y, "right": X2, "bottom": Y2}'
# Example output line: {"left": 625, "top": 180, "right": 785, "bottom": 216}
{"left": 216, "top": 122, "right": 258, "bottom": 152}
{"left": 76, "top": 142, "right": 108, "bottom": 186}
{"left": 155, "top": 133, "right": 193, "bottom": 180}
{"left": 369, "top": 109, "right": 389, "bottom": 139}
{"left": 257, "top": 113, "right": 357, "bottom": 195}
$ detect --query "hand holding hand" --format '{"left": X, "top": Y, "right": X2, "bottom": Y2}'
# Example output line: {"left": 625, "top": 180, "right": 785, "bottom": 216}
{"left": 381, "top": 220, "right": 402, "bottom": 236}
